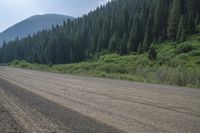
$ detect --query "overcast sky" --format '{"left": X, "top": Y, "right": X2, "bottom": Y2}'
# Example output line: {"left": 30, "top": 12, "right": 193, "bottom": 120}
{"left": 0, "top": 0, "right": 111, "bottom": 32}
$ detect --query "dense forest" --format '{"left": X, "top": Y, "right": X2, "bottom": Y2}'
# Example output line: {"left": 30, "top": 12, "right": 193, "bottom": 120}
{"left": 0, "top": 0, "right": 200, "bottom": 64}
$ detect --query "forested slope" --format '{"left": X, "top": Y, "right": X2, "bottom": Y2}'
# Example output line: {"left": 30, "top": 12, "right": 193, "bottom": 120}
{"left": 0, "top": 14, "right": 74, "bottom": 46}
{"left": 0, "top": 0, "right": 200, "bottom": 64}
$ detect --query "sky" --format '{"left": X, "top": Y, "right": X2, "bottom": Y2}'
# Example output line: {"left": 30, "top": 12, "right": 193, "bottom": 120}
{"left": 0, "top": 0, "right": 111, "bottom": 32}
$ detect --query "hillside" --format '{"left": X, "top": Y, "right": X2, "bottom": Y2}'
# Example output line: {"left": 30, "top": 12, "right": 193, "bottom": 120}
{"left": 0, "top": 0, "right": 199, "bottom": 64}
{"left": 10, "top": 33, "right": 200, "bottom": 88}
{"left": 0, "top": 14, "right": 74, "bottom": 46}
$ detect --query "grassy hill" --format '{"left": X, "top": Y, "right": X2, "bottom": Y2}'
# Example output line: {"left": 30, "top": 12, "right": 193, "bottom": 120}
{"left": 10, "top": 34, "right": 200, "bottom": 88}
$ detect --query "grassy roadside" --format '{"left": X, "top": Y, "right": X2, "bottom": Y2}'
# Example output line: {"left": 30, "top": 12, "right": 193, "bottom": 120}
{"left": 10, "top": 34, "right": 200, "bottom": 88}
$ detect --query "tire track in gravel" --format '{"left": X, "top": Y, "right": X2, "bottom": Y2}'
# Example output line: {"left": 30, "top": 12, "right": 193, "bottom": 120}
{"left": 0, "top": 77, "right": 124, "bottom": 133}
{"left": 0, "top": 103, "right": 25, "bottom": 133}
{"left": 0, "top": 66, "right": 200, "bottom": 133}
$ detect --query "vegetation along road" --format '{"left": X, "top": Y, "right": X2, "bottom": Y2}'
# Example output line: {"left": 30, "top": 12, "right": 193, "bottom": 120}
{"left": 0, "top": 66, "right": 200, "bottom": 133}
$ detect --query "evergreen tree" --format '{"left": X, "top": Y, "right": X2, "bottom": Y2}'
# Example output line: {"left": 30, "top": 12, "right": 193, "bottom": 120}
{"left": 137, "top": 43, "right": 143, "bottom": 54}
{"left": 195, "top": 13, "right": 200, "bottom": 25}
{"left": 176, "top": 15, "right": 186, "bottom": 42}
{"left": 168, "top": 0, "right": 182, "bottom": 40}
{"left": 142, "top": 14, "right": 154, "bottom": 51}
{"left": 153, "top": 0, "right": 161, "bottom": 40}
{"left": 69, "top": 46, "right": 74, "bottom": 63}
{"left": 180, "top": 29, "right": 187, "bottom": 42}
{"left": 108, "top": 32, "right": 119, "bottom": 52}
{"left": 187, "top": 0, "right": 196, "bottom": 34}
{"left": 119, "top": 33, "right": 127, "bottom": 55}
{"left": 127, "top": 14, "right": 139, "bottom": 53}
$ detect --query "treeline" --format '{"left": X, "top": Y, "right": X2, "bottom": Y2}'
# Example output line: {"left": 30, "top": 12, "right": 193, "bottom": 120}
{"left": 0, "top": 0, "right": 200, "bottom": 64}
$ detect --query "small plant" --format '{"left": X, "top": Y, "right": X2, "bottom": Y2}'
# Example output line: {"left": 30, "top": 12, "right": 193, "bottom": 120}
{"left": 148, "top": 46, "right": 157, "bottom": 60}
{"left": 48, "top": 62, "right": 53, "bottom": 67}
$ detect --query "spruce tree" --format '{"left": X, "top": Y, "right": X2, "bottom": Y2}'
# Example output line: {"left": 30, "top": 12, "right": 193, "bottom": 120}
{"left": 137, "top": 43, "right": 143, "bottom": 54}
{"left": 176, "top": 15, "right": 184, "bottom": 42}
{"left": 167, "top": 0, "right": 182, "bottom": 40}
{"left": 187, "top": 0, "right": 196, "bottom": 34}
{"left": 153, "top": 0, "right": 161, "bottom": 41}
{"left": 127, "top": 14, "right": 139, "bottom": 53}
{"left": 142, "top": 14, "right": 154, "bottom": 51}
{"left": 119, "top": 33, "right": 127, "bottom": 55}
{"left": 180, "top": 29, "right": 187, "bottom": 42}
{"left": 108, "top": 32, "right": 119, "bottom": 52}
{"left": 195, "top": 13, "right": 200, "bottom": 26}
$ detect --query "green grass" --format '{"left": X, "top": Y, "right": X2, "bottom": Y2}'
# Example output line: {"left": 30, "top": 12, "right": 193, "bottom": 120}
{"left": 10, "top": 34, "right": 200, "bottom": 88}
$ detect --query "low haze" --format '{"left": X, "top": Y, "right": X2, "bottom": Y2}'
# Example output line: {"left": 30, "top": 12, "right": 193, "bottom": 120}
{"left": 0, "top": 0, "right": 111, "bottom": 32}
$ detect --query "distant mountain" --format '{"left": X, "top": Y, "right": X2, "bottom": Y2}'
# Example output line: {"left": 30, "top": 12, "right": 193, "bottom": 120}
{"left": 0, "top": 14, "right": 74, "bottom": 46}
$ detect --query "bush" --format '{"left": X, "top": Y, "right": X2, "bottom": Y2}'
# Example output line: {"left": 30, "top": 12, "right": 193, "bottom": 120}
{"left": 48, "top": 62, "right": 53, "bottom": 67}
{"left": 197, "top": 25, "right": 200, "bottom": 33}
{"left": 177, "top": 43, "right": 195, "bottom": 53}
{"left": 148, "top": 46, "right": 157, "bottom": 60}
{"left": 189, "top": 50, "right": 200, "bottom": 56}
{"left": 11, "top": 60, "right": 20, "bottom": 65}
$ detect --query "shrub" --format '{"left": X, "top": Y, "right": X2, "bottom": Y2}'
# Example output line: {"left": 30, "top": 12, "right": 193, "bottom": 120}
{"left": 48, "top": 62, "right": 53, "bottom": 67}
{"left": 12, "top": 60, "right": 20, "bottom": 65}
{"left": 176, "top": 43, "right": 195, "bottom": 53}
{"left": 189, "top": 50, "right": 200, "bottom": 56}
{"left": 20, "top": 63, "right": 29, "bottom": 68}
{"left": 148, "top": 46, "right": 157, "bottom": 60}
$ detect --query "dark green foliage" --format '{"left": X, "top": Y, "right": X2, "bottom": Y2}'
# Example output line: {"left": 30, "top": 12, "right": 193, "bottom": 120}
{"left": 48, "top": 62, "right": 53, "bottom": 67}
{"left": 137, "top": 43, "right": 143, "bottom": 54}
{"left": 153, "top": 0, "right": 162, "bottom": 41}
{"left": 177, "top": 43, "right": 195, "bottom": 53}
{"left": 187, "top": 0, "right": 196, "bottom": 34}
{"left": 180, "top": 29, "right": 187, "bottom": 42}
{"left": 0, "top": 0, "right": 199, "bottom": 64}
{"left": 142, "top": 14, "right": 154, "bottom": 51}
{"left": 167, "top": 0, "right": 182, "bottom": 40}
{"left": 176, "top": 15, "right": 187, "bottom": 42}
{"left": 148, "top": 45, "right": 157, "bottom": 60}
{"left": 108, "top": 32, "right": 120, "bottom": 52}
{"left": 127, "top": 14, "right": 139, "bottom": 52}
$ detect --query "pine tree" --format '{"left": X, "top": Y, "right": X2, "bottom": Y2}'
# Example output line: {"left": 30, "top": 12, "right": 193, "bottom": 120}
{"left": 69, "top": 46, "right": 74, "bottom": 63}
{"left": 127, "top": 14, "right": 139, "bottom": 53}
{"left": 187, "top": 0, "right": 196, "bottom": 34}
{"left": 108, "top": 32, "right": 119, "bottom": 52}
{"left": 195, "top": 13, "right": 200, "bottom": 25}
{"left": 119, "top": 33, "right": 127, "bottom": 55}
{"left": 180, "top": 29, "right": 187, "bottom": 42}
{"left": 167, "top": 0, "right": 182, "bottom": 40}
{"left": 142, "top": 14, "right": 154, "bottom": 51}
{"left": 176, "top": 15, "right": 184, "bottom": 42}
{"left": 153, "top": 0, "right": 161, "bottom": 40}
{"left": 137, "top": 42, "right": 143, "bottom": 54}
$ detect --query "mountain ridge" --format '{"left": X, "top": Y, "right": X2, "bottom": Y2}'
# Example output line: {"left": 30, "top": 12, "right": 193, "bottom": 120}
{"left": 0, "top": 14, "right": 74, "bottom": 46}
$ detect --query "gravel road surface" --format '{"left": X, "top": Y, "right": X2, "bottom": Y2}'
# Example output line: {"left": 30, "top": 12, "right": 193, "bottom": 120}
{"left": 0, "top": 66, "right": 200, "bottom": 133}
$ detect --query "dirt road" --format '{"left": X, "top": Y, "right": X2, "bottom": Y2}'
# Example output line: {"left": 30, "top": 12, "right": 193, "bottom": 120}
{"left": 0, "top": 66, "right": 200, "bottom": 133}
